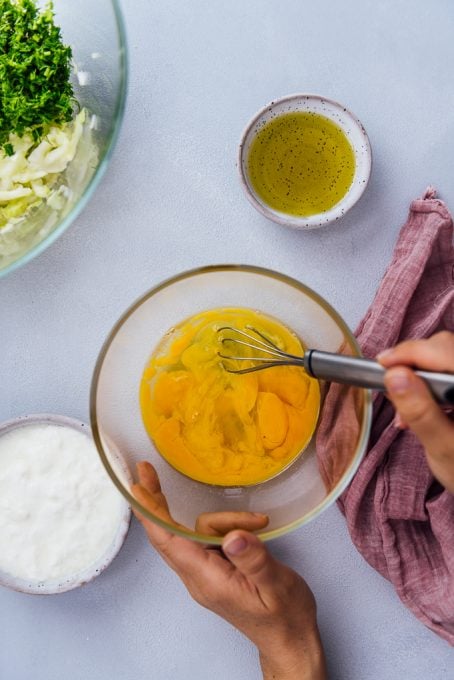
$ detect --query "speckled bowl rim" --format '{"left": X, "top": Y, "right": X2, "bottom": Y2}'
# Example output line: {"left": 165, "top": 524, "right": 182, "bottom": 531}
{"left": 238, "top": 93, "right": 372, "bottom": 229}
{"left": 0, "top": 413, "right": 131, "bottom": 595}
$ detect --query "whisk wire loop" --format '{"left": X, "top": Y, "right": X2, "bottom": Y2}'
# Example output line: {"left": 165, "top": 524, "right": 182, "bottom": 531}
{"left": 217, "top": 325, "right": 305, "bottom": 374}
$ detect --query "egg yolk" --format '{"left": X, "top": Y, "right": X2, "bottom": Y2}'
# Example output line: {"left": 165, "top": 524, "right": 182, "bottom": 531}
{"left": 140, "top": 308, "right": 320, "bottom": 486}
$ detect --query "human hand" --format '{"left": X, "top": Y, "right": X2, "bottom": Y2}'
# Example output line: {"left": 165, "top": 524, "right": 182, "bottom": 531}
{"left": 378, "top": 331, "right": 454, "bottom": 493}
{"left": 132, "top": 462, "right": 326, "bottom": 680}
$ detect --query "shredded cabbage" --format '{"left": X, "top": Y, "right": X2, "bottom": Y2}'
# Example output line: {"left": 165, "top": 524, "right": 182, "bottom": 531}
{"left": 0, "top": 109, "right": 86, "bottom": 231}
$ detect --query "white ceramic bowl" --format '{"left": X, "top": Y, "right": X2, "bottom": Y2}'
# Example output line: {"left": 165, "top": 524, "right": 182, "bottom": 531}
{"left": 0, "top": 414, "right": 130, "bottom": 595}
{"left": 238, "top": 94, "right": 372, "bottom": 229}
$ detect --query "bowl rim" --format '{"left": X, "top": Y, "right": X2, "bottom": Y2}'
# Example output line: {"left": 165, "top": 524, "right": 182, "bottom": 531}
{"left": 90, "top": 264, "right": 372, "bottom": 544}
{"left": 0, "top": 0, "right": 129, "bottom": 279}
{"left": 0, "top": 413, "right": 131, "bottom": 594}
{"left": 238, "top": 93, "right": 373, "bottom": 230}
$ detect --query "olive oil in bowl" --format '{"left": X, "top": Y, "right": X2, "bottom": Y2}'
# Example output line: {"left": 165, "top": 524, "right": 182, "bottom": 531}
{"left": 246, "top": 112, "right": 355, "bottom": 218}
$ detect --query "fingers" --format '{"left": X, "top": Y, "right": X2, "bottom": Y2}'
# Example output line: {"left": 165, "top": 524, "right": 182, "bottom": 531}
{"left": 136, "top": 460, "right": 171, "bottom": 513}
{"left": 132, "top": 477, "right": 211, "bottom": 576}
{"left": 132, "top": 461, "right": 188, "bottom": 558}
{"left": 136, "top": 461, "right": 269, "bottom": 538}
{"left": 196, "top": 511, "right": 269, "bottom": 536}
{"left": 131, "top": 481, "right": 183, "bottom": 563}
{"left": 384, "top": 367, "right": 454, "bottom": 449}
{"left": 133, "top": 463, "right": 295, "bottom": 604}
{"left": 222, "top": 530, "right": 282, "bottom": 595}
{"left": 384, "top": 367, "right": 454, "bottom": 490}
{"left": 132, "top": 462, "right": 236, "bottom": 580}
{"left": 137, "top": 460, "right": 164, "bottom": 495}
{"left": 378, "top": 332, "right": 454, "bottom": 372}
{"left": 131, "top": 483, "right": 174, "bottom": 526}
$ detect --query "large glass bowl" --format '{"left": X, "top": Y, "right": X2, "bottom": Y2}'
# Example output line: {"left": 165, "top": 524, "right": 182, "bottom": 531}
{"left": 91, "top": 266, "right": 372, "bottom": 544}
{"left": 0, "top": 0, "right": 127, "bottom": 277}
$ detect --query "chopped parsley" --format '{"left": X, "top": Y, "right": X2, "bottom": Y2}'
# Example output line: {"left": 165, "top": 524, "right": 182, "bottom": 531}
{"left": 0, "top": 0, "right": 74, "bottom": 152}
{"left": 3, "top": 142, "right": 14, "bottom": 156}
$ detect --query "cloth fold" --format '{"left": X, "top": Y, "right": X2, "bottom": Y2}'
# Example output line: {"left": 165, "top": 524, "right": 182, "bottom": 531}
{"left": 318, "top": 188, "right": 454, "bottom": 644}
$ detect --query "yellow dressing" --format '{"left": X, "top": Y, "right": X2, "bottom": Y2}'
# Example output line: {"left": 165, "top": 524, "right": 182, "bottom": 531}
{"left": 247, "top": 111, "right": 355, "bottom": 217}
{"left": 140, "top": 308, "right": 320, "bottom": 486}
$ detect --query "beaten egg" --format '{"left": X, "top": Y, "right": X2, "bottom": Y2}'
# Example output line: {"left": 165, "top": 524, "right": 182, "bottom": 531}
{"left": 140, "top": 308, "right": 320, "bottom": 486}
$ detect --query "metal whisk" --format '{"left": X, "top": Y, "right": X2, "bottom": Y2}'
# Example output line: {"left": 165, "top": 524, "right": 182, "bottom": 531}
{"left": 217, "top": 326, "right": 454, "bottom": 406}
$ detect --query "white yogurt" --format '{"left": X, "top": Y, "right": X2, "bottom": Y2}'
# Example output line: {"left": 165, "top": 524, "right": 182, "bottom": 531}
{"left": 0, "top": 423, "right": 128, "bottom": 584}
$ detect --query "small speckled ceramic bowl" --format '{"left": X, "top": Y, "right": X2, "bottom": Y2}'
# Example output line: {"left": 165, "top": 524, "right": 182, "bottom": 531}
{"left": 0, "top": 414, "right": 131, "bottom": 595}
{"left": 238, "top": 94, "right": 372, "bottom": 229}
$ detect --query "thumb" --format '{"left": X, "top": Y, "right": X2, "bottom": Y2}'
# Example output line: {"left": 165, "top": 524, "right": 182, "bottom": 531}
{"left": 384, "top": 366, "right": 453, "bottom": 454}
{"left": 222, "top": 530, "right": 280, "bottom": 591}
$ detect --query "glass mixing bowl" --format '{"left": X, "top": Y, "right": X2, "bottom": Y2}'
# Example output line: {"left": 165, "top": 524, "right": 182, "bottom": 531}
{"left": 0, "top": 0, "right": 127, "bottom": 277}
{"left": 91, "top": 266, "right": 372, "bottom": 544}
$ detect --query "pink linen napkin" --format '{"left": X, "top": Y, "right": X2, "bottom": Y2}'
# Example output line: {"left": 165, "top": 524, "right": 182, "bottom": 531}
{"left": 317, "top": 187, "right": 454, "bottom": 644}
